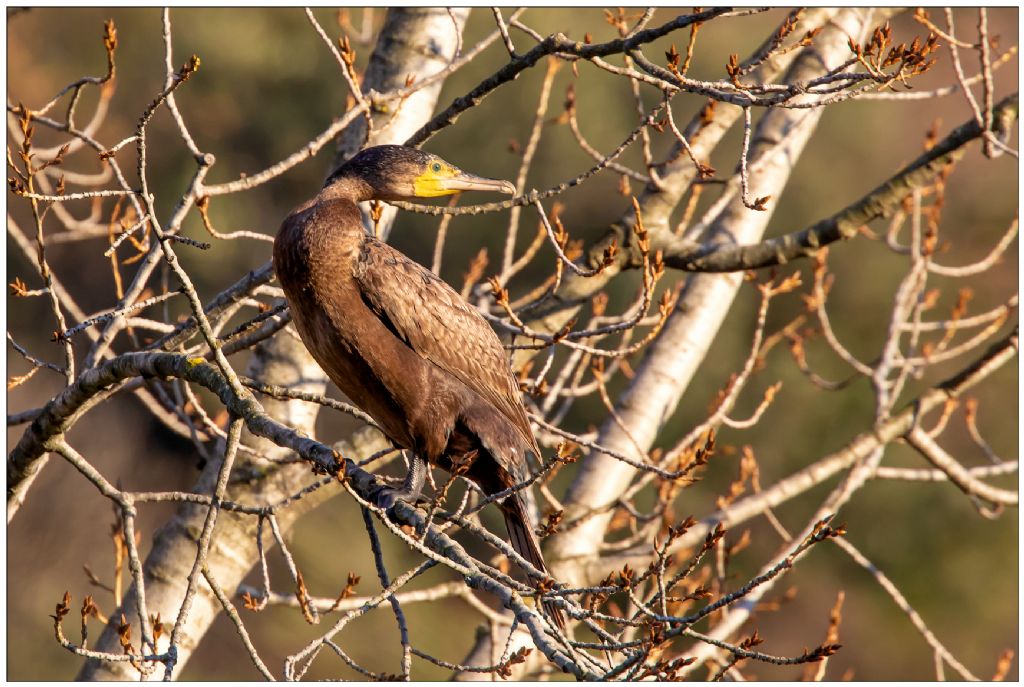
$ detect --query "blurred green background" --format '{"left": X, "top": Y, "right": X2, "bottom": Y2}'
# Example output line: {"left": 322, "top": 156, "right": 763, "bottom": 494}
{"left": 7, "top": 7, "right": 1018, "bottom": 680}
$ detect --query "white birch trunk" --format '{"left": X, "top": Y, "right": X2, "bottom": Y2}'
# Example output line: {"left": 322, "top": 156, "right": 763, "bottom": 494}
{"left": 546, "top": 7, "right": 886, "bottom": 582}
{"left": 333, "top": 7, "right": 470, "bottom": 241}
{"left": 78, "top": 8, "right": 469, "bottom": 679}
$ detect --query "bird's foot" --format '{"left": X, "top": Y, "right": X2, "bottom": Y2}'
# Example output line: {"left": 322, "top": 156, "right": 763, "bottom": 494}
{"left": 367, "top": 481, "right": 428, "bottom": 513}
{"left": 369, "top": 453, "right": 430, "bottom": 513}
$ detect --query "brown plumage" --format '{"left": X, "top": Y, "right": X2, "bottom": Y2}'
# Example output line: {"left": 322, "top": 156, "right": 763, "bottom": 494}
{"left": 273, "top": 145, "right": 563, "bottom": 629}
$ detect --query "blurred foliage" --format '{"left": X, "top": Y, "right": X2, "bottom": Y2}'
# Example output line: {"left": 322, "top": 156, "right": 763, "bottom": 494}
{"left": 6, "top": 7, "right": 1018, "bottom": 680}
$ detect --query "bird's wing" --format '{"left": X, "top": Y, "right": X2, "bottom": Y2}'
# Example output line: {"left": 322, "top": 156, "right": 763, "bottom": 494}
{"left": 354, "top": 238, "right": 538, "bottom": 453}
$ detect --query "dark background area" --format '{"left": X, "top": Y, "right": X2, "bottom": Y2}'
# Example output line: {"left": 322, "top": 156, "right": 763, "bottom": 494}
{"left": 7, "top": 7, "right": 1018, "bottom": 680}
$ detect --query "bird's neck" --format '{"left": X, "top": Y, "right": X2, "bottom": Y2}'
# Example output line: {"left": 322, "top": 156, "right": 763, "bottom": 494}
{"left": 319, "top": 173, "right": 375, "bottom": 204}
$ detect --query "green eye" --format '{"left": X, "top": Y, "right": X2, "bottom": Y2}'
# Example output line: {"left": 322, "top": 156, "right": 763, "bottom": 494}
{"left": 431, "top": 162, "right": 442, "bottom": 173}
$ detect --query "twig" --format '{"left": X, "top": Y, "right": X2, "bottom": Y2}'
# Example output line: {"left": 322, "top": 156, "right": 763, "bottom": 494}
{"left": 832, "top": 537, "right": 979, "bottom": 680}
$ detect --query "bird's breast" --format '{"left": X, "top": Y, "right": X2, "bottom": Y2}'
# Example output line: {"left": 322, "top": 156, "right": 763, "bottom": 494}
{"left": 273, "top": 202, "right": 457, "bottom": 455}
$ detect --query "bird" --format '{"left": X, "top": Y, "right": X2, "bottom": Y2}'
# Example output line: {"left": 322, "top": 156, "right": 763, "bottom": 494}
{"left": 273, "top": 144, "right": 564, "bottom": 629}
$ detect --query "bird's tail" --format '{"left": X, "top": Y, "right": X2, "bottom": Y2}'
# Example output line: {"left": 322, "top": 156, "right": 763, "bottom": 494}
{"left": 500, "top": 493, "right": 566, "bottom": 631}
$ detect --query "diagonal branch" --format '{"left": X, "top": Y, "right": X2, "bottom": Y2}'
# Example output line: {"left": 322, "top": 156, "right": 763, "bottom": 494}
{"left": 662, "top": 93, "right": 1019, "bottom": 272}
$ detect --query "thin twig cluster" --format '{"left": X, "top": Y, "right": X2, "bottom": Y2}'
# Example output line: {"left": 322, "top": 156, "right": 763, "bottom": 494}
{"left": 7, "top": 7, "right": 1017, "bottom": 681}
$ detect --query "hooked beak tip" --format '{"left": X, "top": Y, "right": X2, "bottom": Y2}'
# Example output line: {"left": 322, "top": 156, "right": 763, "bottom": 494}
{"left": 441, "top": 174, "right": 518, "bottom": 196}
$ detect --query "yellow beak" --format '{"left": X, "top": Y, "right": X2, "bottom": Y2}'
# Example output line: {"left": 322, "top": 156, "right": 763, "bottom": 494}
{"left": 414, "top": 170, "right": 517, "bottom": 198}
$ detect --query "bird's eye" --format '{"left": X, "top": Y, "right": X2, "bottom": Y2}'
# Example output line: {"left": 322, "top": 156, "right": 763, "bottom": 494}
{"left": 431, "top": 162, "right": 442, "bottom": 173}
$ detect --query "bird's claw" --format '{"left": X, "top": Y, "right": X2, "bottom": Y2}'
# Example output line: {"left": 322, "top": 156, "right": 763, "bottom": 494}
{"left": 368, "top": 482, "right": 426, "bottom": 513}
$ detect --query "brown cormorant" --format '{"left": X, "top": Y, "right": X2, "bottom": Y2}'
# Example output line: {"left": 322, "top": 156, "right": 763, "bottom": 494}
{"left": 273, "top": 145, "right": 564, "bottom": 629}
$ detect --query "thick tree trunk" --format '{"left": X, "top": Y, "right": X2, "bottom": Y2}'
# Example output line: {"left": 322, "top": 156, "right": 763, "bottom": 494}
{"left": 333, "top": 7, "right": 470, "bottom": 241}
{"left": 78, "top": 8, "right": 469, "bottom": 680}
{"left": 546, "top": 7, "right": 889, "bottom": 582}
{"left": 462, "top": 9, "right": 852, "bottom": 679}
{"left": 77, "top": 335, "right": 359, "bottom": 680}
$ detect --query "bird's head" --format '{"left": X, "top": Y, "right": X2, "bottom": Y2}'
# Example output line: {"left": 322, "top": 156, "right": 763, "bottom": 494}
{"left": 326, "top": 145, "right": 517, "bottom": 201}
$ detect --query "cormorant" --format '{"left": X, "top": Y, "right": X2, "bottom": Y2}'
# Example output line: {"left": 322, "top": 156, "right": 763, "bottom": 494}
{"left": 273, "top": 145, "right": 564, "bottom": 629}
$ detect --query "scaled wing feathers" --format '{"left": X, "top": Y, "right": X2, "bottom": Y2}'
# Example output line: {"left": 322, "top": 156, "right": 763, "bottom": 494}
{"left": 354, "top": 239, "right": 538, "bottom": 454}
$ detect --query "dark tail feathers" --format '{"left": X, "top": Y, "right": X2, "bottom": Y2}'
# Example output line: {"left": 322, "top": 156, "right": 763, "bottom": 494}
{"left": 500, "top": 494, "right": 566, "bottom": 631}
